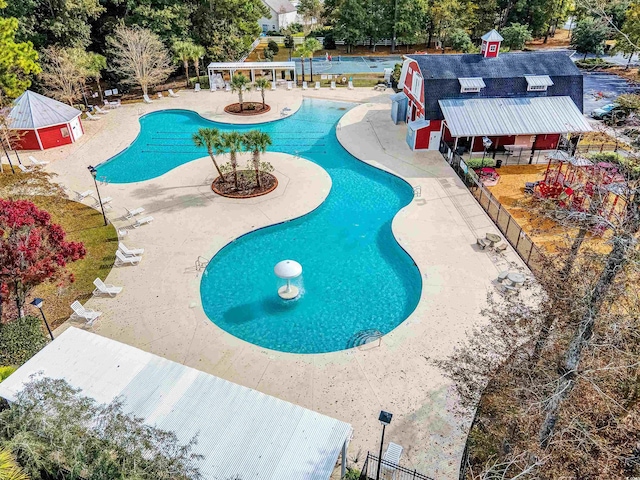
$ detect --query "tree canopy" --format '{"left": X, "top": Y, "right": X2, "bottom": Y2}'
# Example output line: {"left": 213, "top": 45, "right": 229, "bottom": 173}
{"left": 0, "top": 11, "right": 40, "bottom": 98}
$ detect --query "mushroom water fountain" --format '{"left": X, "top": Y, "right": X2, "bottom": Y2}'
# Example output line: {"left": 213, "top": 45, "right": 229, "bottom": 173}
{"left": 274, "top": 260, "right": 302, "bottom": 300}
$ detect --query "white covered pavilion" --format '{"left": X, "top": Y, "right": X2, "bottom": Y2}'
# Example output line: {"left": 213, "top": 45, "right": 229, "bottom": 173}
{"left": 208, "top": 61, "right": 297, "bottom": 86}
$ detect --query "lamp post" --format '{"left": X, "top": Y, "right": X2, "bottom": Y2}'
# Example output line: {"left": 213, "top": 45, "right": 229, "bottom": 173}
{"left": 376, "top": 411, "right": 392, "bottom": 480}
{"left": 30, "top": 298, "right": 54, "bottom": 340}
{"left": 88, "top": 165, "right": 108, "bottom": 226}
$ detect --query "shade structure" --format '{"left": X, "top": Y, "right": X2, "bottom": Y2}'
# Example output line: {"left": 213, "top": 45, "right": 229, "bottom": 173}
{"left": 274, "top": 259, "right": 303, "bottom": 279}
{"left": 8, "top": 90, "right": 84, "bottom": 150}
{"left": 0, "top": 328, "right": 353, "bottom": 480}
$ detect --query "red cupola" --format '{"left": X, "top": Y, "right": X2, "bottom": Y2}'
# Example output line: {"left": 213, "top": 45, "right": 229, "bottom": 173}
{"left": 481, "top": 29, "right": 503, "bottom": 58}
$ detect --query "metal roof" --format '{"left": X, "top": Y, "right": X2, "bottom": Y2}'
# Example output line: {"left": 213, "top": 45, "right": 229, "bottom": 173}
{"left": 208, "top": 61, "right": 296, "bottom": 70}
{"left": 459, "top": 77, "right": 486, "bottom": 89}
{"left": 263, "top": 0, "right": 297, "bottom": 13}
{"left": 8, "top": 90, "right": 81, "bottom": 130}
{"left": 481, "top": 29, "right": 504, "bottom": 42}
{"left": 525, "top": 75, "right": 554, "bottom": 87}
{"left": 439, "top": 96, "right": 592, "bottom": 137}
{"left": 0, "top": 328, "right": 353, "bottom": 480}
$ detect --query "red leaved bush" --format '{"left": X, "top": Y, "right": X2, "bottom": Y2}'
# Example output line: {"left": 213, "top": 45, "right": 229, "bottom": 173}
{"left": 0, "top": 199, "right": 86, "bottom": 318}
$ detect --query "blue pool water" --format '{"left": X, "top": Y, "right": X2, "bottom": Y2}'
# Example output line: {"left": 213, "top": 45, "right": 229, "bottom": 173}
{"left": 97, "top": 99, "right": 422, "bottom": 353}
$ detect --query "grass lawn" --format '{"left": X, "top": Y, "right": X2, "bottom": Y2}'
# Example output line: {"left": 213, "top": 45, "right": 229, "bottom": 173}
{"left": 0, "top": 170, "right": 118, "bottom": 328}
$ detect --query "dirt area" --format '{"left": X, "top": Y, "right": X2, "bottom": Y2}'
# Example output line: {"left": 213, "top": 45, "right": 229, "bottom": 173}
{"left": 487, "top": 165, "right": 612, "bottom": 254}
{"left": 527, "top": 28, "right": 571, "bottom": 49}
{"left": 212, "top": 170, "right": 277, "bottom": 198}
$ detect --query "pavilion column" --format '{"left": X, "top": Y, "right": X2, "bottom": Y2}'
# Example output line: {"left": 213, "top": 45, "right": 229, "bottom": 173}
{"left": 272, "top": 69, "right": 276, "bottom": 82}
{"left": 341, "top": 441, "right": 347, "bottom": 478}
{"left": 453, "top": 137, "right": 459, "bottom": 152}
{"left": 293, "top": 68, "right": 297, "bottom": 85}
{"left": 250, "top": 69, "right": 255, "bottom": 82}
{"left": 230, "top": 70, "right": 233, "bottom": 81}
{"left": 470, "top": 136, "right": 475, "bottom": 153}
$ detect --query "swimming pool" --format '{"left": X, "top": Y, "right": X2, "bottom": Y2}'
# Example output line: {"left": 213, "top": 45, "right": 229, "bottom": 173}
{"left": 97, "top": 100, "right": 422, "bottom": 353}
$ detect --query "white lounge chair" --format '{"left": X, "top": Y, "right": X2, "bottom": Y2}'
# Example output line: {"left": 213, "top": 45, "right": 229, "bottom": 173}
{"left": 348, "top": 80, "right": 354, "bottom": 90}
{"left": 94, "top": 105, "right": 109, "bottom": 114}
{"left": 119, "top": 242, "right": 144, "bottom": 256}
{"left": 92, "top": 196, "right": 112, "bottom": 210}
{"left": 382, "top": 442, "right": 404, "bottom": 478}
{"left": 168, "top": 89, "right": 179, "bottom": 97}
{"left": 315, "top": 81, "right": 320, "bottom": 90}
{"left": 330, "top": 81, "right": 336, "bottom": 90}
{"left": 18, "top": 164, "right": 32, "bottom": 173}
{"left": 156, "top": 92, "right": 163, "bottom": 99}
{"left": 115, "top": 250, "right": 141, "bottom": 266}
{"left": 225, "top": 83, "right": 231, "bottom": 92}
{"left": 143, "top": 94, "right": 153, "bottom": 104}
{"left": 194, "top": 83, "right": 201, "bottom": 92}
{"left": 70, "top": 300, "right": 101, "bottom": 324}
{"left": 74, "top": 190, "right": 94, "bottom": 201}
{"left": 104, "top": 99, "right": 121, "bottom": 108}
{"left": 29, "top": 156, "right": 49, "bottom": 166}
{"left": 133, "top": 216, "right": 154, "bottom": 228}
{"left": 85, "top": 111, "right": 101, "bottom": 121}
{"left": 302, "top": 81, "right": 308, "bottom": 90}
{"left": 93, "top": 278, "right": 122, "bottom": 297}
{"left": 286, "top": 81, "right": 292, "bottom": 90}
{"left": 124, "top": 206, "right": 145, "bottom": 218}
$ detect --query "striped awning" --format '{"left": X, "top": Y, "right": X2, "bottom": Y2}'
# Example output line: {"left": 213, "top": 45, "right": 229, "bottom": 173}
{"left": 458, "top": 77, "right": 486, "bottom": 89}
{"left": 439, "top": 96, "right": 592, "bottom": 137}
{"left": 524, "top": 75, "right": 554, "bottom": 87}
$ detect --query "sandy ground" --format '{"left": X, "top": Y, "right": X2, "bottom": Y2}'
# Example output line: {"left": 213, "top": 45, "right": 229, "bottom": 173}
{"left": 11, "top": 88, "right": 528, "bottom": 479}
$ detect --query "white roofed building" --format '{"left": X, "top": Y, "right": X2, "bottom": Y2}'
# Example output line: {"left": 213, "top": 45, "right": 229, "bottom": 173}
{"left": 259, "top": 0, "right": 297, "bottom": 32}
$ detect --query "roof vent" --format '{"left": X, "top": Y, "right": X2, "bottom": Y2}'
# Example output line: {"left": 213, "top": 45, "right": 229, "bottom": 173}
{"left": 481, "top": 30, "right": 503, "bottom": 58}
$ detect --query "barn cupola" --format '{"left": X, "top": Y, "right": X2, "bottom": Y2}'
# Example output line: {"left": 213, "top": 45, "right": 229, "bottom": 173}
{"left": 481, "top": 29, "right": 503, "bottom": 58}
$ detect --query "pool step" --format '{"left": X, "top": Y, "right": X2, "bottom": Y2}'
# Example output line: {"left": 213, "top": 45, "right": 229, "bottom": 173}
{"left": 346, "top": 329, "right": 383, "bottom": 349}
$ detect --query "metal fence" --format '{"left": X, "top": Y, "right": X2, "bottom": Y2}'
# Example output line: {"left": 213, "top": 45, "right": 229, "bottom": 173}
{"left": 359, "top": 453, "right": 434, "bottom": 480}
{"left": 440, "top": 141, "right": 546, "bottom": 275}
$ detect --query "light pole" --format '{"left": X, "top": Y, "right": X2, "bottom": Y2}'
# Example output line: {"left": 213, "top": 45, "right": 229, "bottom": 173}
{"left": 376, "top": 411, "right": 392, "bottom": 480}
{"left": 30, "top": 297, "right": 54, "bottom": 340}
{"left": 88, "top": 165, "right": 108, "bottom": 226}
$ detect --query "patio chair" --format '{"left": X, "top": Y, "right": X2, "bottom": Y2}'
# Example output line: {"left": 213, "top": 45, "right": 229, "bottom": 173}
{"left": 95, "top": 105, "right": 110, "bottom": 114}
{"left": 476, "top": 238, "right": 489, "bottom": 250}
{"left": 119, "top": 242, "right": 144, "bottom": 256}
{"left": 315, "top": 81, "right": 320, "bottom": 90}
{"left": 502, "top": 284, "right": 518, "bottom": 295}
{"left": 18, "top": 164, "right": 32, "bottom": 173}
{"left": 124, "top": 206, "right": 145, "bottom": 218}
{"left": 85, "top": 111, "right": 101, "bottom": 121}
{"left": 104, "top": 99, "right": 121, "bottom": 108}
{"left": 156, "top": 92, "right": 163, "bottom": 99}
{"left": 168, "top": 89, "right": 179, "bottom": 97}
{"left": 93, "top": 278, "right": 122, "bottom": 297}
{"left": 286, "top": 81, "right": 292, "bottom": 90}
{"left": 143, "top": 94, "right": 153, "bottom": 104}
{"left": 495, "top": 242, "right": 508, "bottom": 253}
{"left": 133, "top": 216, "right": 154, "bottom": 228}
{"left": 225, "top": 83, "right": 231, "bottom": 92}
{"left": 381, "top": 442, "right": 404, "bottom": 478}
{"left": 29, "top": 156, "right": 49, "bottom": 166}
{"left": 91, "top": 196, "right": 112, "bottom": 209}
{"left": 348, "top": 80, "right": 354, "bottom": 90}
{"left": 302, "top": 81, "right": 308, "bottom": 90}
{"left": 330, "top": 81, "right": 336, "bottom": 90}
{"left": 74, "top": 190, "right": 94, "bottom": 201}
{"left": 194, "top": 83, "right": 201, "bottom": 92}
{"left": 115, "top": 250, "right": 142, "bottom": 266}
{"left": 70, "top": 300, "right": 102, "bottom": 324}
{"left": 497, "top": 271, "right": 509, "bottom": 282}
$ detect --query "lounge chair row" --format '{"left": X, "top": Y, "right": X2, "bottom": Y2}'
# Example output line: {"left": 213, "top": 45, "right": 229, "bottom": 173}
{"left": 143, "top": 89, "right": 179, "bottom": 104}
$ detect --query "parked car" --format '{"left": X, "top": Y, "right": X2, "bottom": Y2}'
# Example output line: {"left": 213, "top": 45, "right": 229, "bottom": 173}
{"left": 591, "top": 103, "right": 619, "bottom": 119}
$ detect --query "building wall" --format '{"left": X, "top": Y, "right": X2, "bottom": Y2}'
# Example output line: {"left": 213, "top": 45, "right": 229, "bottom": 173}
{"left": 259, "top": 8, "right": 278, "bottom": 31}
{"left": 279, "top": 11, "right": 297, "bottom": 29}
{"left": 415, "top": 120, "right": 441, "bottom": 149}
{"left": 15, "top": 130, "right": 41, "bottom": 150}
{"left": 38, "top": 124, "right": 73, "bottom": 149}
{"left": 533, "top": 134, "right": 560, "bottom": 150}
{"left": 401, "top": 59, "right": 425, "bottom": 120}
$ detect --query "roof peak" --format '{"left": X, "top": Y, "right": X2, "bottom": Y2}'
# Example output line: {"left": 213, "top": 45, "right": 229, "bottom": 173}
{"left": 482, "top": 29, "right": 504, "bottom": 42}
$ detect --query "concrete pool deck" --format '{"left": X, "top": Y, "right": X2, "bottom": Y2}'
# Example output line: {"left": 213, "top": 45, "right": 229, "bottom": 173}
{"left": 22, "top": 88, "right": 525, "bottom": 479}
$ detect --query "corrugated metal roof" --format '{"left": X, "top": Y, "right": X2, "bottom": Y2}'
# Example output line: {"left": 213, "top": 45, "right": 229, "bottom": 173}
{"left": 459, "top": 77, "right": 486, "bottom": 89}
{"left": 8, "top": 90, "right": 81, "bottom": 130}
{"left": 525, "top": 75, "right": 554, "bottom": 87}
{"left": 439, "top": 96, "right": 592, "bottom": 137}
{"left": 0, "top": 328, "right": 353, "bottom": 480}
{"left": 481, "top": 29, "right": 504, "bottom": 42}
{"left": 208, "top": 61, "right": 296, "bottom": 70}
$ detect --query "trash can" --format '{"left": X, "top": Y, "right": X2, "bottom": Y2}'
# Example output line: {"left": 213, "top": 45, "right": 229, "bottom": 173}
{"left": 495, "top": 159, "right": 503, "bottom": 168}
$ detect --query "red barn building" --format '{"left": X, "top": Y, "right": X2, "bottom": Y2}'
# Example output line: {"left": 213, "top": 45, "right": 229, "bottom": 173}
{"left": 397, "top": 30, "right": 591, "bottom": 154}
{"left": 9, "top": 90, "right": 84, "bottom": 151}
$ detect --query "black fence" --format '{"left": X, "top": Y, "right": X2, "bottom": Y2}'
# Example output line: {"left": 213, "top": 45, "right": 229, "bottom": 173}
{"left": 359, "top": 452, "right": 434, "bottom": 480}
{"left": 440, "top": 140, "right": 546, "bottom": 275}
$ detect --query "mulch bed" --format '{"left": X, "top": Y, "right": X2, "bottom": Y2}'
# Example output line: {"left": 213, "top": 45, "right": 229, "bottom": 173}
{"left": 211, "top": 170, "right": 277, "bottom": 198}
{"left": 224, "top": 103, "right": 271, "bottom": 116}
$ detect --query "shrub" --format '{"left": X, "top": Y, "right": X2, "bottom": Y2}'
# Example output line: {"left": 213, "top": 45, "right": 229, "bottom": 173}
{"left": 344, "top": 467, "right": 360, "bottom": 480}
{"left": 0, "top": 366, "right": 16, "bottom": 382}
{"left": 466, "top": 157, "right": 497, "bottom": 169}
{"left": 574, "top": 57, "right": 613, "bottom": 69}
{"left": 263, "top": 47, "right": 274, "bottom": 61}
{"left": 323, "top": 32, "right": 336, "bottom": 50}
{"left": 391, "top": 62, "right": 402, "bottom": 88}
{"left": 0, "top": 316, "right": 48, "bottom": 366}
{"left": 265, "top": 29, "right": 280, "bottom": 36}
{"left": 267, "top": 40, "right": 279, "bottom": 54}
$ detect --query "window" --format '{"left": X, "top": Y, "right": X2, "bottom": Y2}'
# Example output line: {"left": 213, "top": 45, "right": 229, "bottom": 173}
{"left": 528, "top": 84, "right": 548, "bottom": 92}
{"left": 411, "top": 73, "right": 422, "bottom": 100}
{"left": 489, "top": 44, "right": 497, "bottom": 52}
{"left": 461, "top": 86, "right": 481, "bottom": 93}
{"left": 60, "top": 127, "right": 69, "bottom": 138}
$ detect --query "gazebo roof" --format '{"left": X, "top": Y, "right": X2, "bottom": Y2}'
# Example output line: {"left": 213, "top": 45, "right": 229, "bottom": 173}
{"left": 8, "top": 90, "right": 81, "bottom": 130}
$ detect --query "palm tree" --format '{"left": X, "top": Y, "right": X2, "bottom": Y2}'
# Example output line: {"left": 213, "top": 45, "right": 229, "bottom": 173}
{"left": 294, "top": 44, "right": 311, "bottom": 84}
{"left": 220, "top": 131, "right": 243, "bottom": 190}
{"left": 192, "top": 128, "right": 225, "bottom": 180}
{"left": 304, "top": 38, "right": 322, "bottom": 83}
{"left": 243, "top": 130, "right": 272, "bottom": 188}
{"left": 173, "top": 41, "right": 196, "bottom": 87}
{"left": 230, "top": 73, "right": 252, "bottom": 112}
{"left": 190, "top": 45, "right": 206, "bottom": 84}
{"left": 0, "top": 448, "right": 29, "bottom": 480}
{"left": 254, "top": 77, "right": 270, "bottom": 108}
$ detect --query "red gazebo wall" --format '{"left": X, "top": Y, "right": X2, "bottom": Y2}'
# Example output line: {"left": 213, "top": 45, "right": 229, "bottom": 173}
{"left": 14, "top": 123, "right": 74, "bottom": 150}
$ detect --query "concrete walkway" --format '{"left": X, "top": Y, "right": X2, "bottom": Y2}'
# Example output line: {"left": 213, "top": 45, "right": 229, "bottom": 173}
{"left": 19, "top": 89, "right": 525, "bottom": 479}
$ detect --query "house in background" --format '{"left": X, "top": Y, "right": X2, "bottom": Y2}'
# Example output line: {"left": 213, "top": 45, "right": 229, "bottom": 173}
{"left": 259, "top": 0, "right": 297, "bottom": 32}
{"left": 397, "top": 30, "right": 591, "bottom": 154}
{"left": 9, "top": 90, "right": 84, "bottom": 150}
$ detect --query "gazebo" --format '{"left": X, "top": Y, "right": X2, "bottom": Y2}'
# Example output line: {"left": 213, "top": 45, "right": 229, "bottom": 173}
{"left": 8, "top": 90, "right": 84, "bottom": 150}
{"left": 208, "top": 61, "right": 296, "bottom": 89}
